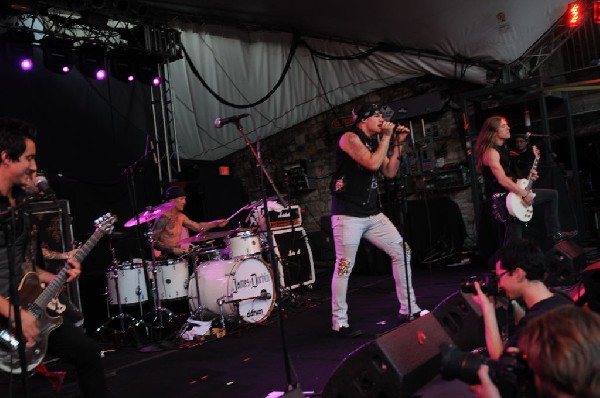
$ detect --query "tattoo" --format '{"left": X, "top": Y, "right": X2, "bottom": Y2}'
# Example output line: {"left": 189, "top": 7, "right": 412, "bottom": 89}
{"left": 337, "top": 258, "right": 351, "bottom": 277}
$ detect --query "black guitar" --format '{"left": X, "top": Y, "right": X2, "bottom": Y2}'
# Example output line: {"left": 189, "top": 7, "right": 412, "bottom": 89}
{"left": 0, "top": 214, "right": 115, "bottom": 374}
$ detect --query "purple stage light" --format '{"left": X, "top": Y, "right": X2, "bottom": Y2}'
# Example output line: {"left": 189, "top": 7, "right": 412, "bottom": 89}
{"left": 152, "top": 77, "right": 161, "bottom": 86}
{"left": 96, "top": 69, "right": 107, "bottom": 80}
{"left": 62, "top": 66, "right": 71, "bottom": 73}
{"left": 128, "top": 75, "right": 134, "bottom": 82}
{"left": 20, "top": 59, "right": 33, "bottom": 71}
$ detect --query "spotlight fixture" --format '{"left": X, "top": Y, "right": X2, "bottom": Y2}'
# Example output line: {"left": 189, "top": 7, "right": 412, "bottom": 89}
{"left": 2, "top": 30, "right": 35, "bottom": 71}
{"left": 40, "top": 37, "right": 73, "bottom": 75}
{"left": 108, "top": 48, "right": 136, "bottom": 82}
{"left": 136, "top": 54, "right": 162, "bottom": 86}
{"left": 77, "top": 44, "right": 107, "bottom": 80}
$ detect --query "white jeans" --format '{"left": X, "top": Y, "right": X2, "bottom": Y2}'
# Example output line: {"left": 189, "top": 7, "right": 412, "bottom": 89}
{"left": 331, "top": 213, "right": 420, "bottom": 329}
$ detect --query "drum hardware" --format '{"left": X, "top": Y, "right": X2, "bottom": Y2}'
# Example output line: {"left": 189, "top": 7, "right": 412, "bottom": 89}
{"left": 96, "top": 241, "right": 145, "bottom": 349}
{"left": 124, "top": 209, "right": 181, "bottom": 351}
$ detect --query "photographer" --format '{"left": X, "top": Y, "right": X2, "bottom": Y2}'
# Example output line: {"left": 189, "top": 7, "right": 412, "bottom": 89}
{"left": 473, "top": 239, "right": 572, "bottom": 360}
{"left": 471, "top": 306, "right": 600, "bottom": 398}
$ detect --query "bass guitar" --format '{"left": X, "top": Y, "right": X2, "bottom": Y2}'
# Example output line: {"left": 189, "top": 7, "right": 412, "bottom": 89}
{"left": 506, "top": 146, "right": 541, "bottom": 222}
{"left": 0, "top": 213, "right": 115, "bottom": 374}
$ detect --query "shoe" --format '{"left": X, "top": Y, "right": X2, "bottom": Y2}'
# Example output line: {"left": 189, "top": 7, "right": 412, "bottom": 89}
{"left": 398, "top": 309, "right": 430, "bottom": 324}
{"left": 332, "top": 325, "right": 363, "bottom": 338}
{"left": 551, "top": 230, "right": 578, "bottom": 243}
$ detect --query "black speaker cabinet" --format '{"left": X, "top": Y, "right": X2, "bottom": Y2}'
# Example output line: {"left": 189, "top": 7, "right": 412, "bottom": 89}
{"left": 272, "top": 227, "right": 315, "bottom": 289}
{"left": 432, "top": 291, "right": 485, "bottom": 352}
{"left": 545, "top": 240, "right": 586, "bottom": 286}
{"left": 582, "top": 262, "right": 600, "bottom": 312}
{"left": 322, "top": 314, "right": 453, "bottom": 398}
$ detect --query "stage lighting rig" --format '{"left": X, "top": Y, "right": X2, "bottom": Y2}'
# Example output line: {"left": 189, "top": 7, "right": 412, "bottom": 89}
{"left": 40, "top": 36, "right": 73, "bottom": 74}
{"left": 1, "top": 30, "right": 35, "bottom": 71}
{"left": 77, "top": 43, "right": 107, "bottom": 80}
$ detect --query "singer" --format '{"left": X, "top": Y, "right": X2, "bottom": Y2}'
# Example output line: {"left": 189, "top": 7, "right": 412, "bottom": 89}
{"left": 329, "top": 103, "right": 424, "bottom": 338}
{"left": 475, "top": 115, "right": 575, "bottom": 247}
{"left": 0, "top": 117, "right": 107, "bottom": 397}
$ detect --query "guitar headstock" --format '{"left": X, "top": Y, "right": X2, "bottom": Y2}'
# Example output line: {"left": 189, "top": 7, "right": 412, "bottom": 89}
{"left": 532, "top": 145, "right": 541, "bottom": 159}
{"left": 94, "top": 213, "right": 117, "bottom": 235}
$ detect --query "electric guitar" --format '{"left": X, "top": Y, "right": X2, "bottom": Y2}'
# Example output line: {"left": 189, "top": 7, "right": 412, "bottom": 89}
{"left": 0, "top": 213, "right": 116, "bottom": 374}
{"left": 506, "top": 146, "right": 541, "bottom": 222}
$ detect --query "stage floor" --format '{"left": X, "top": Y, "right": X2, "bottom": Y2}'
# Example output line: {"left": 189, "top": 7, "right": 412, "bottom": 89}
{"left": 1, "top": 248, "right": 592, "bottom": 398}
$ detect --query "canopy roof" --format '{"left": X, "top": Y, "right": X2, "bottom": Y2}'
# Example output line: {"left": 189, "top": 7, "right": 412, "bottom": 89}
{"left": 143, "top": 0, "right": 571, "bottom": 160}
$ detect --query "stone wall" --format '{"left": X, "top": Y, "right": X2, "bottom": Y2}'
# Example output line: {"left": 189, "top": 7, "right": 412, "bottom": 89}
{"left": 222, "top": 78, "right": 480, "bottom": 245}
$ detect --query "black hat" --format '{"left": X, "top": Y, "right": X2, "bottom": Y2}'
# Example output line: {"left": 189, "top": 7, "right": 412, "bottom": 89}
{"left": 165, "top": 186, "right": 186, "bottom": 200}
{"left": 352, "top": 103, "right": 381, "bottom": 125}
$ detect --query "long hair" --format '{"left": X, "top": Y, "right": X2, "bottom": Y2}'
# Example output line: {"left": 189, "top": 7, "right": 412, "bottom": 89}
{"left": 474, "top": 115, "right": 505, "bottom": 173}
{"left": 519, "top": 306, "right": 600, "bottom": 398}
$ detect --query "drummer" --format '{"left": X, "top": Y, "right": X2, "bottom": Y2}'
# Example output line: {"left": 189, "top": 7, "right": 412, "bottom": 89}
{"left": 152, "top": 186, "right": 229, "bottom": 259}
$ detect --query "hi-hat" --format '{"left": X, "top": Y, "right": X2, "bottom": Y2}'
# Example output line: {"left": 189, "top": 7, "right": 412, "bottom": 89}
{"left": 178, "top": 229, "right": 233, "bottom": 245}
{"left": 124, "top": 202, "right": 175, "bottom": 228}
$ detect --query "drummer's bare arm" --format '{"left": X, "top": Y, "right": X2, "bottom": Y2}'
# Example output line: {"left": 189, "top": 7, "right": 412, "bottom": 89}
{"left": 184, "top": 218, "right": 229, "bottom": 233}
{"left": 152, "top": 216, "right": 184, "bottom": 256}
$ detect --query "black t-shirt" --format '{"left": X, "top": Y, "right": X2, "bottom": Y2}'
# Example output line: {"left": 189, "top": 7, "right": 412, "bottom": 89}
{"left": 504, "top": 292, "right": 573, "bottom": 350}
{"left": 0, "top": 187, "right": 31, "bottom": 297}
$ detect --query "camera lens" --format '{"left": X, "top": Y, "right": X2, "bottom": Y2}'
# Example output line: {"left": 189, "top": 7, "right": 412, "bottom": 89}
{"left": 439, "top": 343, "right": 488, "bottom": 385}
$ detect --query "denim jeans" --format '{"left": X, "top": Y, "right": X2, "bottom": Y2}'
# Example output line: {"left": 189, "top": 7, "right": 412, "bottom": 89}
{"left": 330, "top": 213, "right": 420, "bottom": 329}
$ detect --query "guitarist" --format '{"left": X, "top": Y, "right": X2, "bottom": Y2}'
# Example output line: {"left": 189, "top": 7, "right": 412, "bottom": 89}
{"left": 0, "top": 118, "right": 106, "bottom": 397}
{"left": 475, "top": 115, "right": 572, "bottom": 246}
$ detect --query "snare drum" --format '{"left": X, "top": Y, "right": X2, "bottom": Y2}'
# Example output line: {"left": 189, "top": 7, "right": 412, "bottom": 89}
{"left": 105, "top": 261, "right": 148, "bottom": 305}
{"left": 225, "top": 229, "right": 261, "bottom": 259}
{"left": 147, "top": 260, "right": 189, "bottom": 301}
{"left": 188, "top": 257, "right": 275, "bottom": 323}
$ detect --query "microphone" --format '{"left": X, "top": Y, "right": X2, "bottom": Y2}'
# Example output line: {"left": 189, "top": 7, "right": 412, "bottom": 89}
{"left": 259, "top": 290, "right": 271, "bottom": 300}
{"left": 214, "top": 113, "right": 249, "bottom": 128}
{"left": 33, "top": 175, "right": 55, "bottom": 197}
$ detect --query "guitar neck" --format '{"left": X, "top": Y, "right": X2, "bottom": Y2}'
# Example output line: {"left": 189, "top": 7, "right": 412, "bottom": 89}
{"left": 32, "top": 228, "right": 104, "bottom": 315}
{"left": 525, "top": 156, "right": 541, "bottom": 191}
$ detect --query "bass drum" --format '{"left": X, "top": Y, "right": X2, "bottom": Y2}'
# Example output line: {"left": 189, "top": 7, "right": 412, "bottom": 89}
{"left": 188, "top": 257, "right": 275, "bottom": 323}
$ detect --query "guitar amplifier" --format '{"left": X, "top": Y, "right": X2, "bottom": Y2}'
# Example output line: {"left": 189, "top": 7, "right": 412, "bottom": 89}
{"left": 270, "top": 227, "right": 315, "bottom": 290}
{"left": 252, "top": 205, "right": 302, "bottom": 231}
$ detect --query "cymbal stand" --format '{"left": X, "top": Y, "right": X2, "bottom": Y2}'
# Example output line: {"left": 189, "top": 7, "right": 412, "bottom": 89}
{"left": 141, "top": 228, "right": 177, "bottom": 351}
{"left": 96, "top": 240, "right": 143, "bottom": 349}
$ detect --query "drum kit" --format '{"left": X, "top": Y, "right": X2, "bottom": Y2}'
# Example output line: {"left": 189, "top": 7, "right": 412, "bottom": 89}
{"left": 99, "top": 200, "right": 278, "bottom": 346}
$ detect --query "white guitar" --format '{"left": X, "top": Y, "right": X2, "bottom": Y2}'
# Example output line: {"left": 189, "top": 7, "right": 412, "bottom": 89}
{"left": 506, "top": 146, "right": 541, "bottom": 222}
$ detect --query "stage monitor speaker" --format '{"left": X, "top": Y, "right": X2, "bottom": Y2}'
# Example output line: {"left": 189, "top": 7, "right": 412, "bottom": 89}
{"left": 545, "top": 240, "right": 586, "bottom": 286}
{"left": 432, "top": 291, "right": 485, "bottom": 352}
{"left": 582, "top": 262, "right": 600, "bottom": 312}
{"left": 322, "top": 313, "right": 453, "bottom": 398}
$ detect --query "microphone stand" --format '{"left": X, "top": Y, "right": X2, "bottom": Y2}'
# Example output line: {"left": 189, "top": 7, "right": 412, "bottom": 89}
{"left": 0, "top": 207, "right": 30, "bottom": 397}
{"left": 231, "top": 121, "right": 304, "bottom": 397}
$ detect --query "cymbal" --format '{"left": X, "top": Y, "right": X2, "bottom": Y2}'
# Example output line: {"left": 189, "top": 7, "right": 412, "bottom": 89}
{"left": 178, "top": 229, "right": 233, "bottom": 245}
{"left": 124, "top": 202, "right": 175, "bottom": 228}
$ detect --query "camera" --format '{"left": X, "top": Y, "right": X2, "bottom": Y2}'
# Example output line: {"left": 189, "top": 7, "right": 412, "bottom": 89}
{"left": 461, "top": 274, "right": 501, "bottom": 296}
{"left": 439, "top": 343, "right": 534, "bottom": 398}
